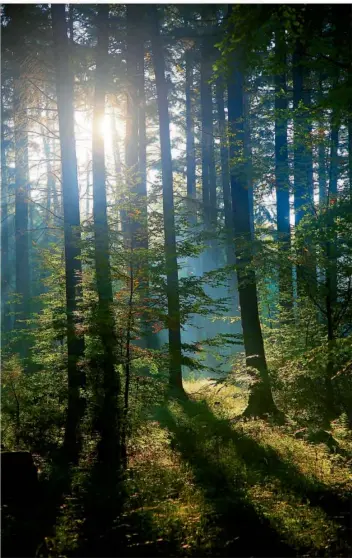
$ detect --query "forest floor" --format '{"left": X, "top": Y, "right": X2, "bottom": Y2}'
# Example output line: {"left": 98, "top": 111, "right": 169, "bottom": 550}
{"left": 47, "top": 379, "right": 352, "bottom": 558}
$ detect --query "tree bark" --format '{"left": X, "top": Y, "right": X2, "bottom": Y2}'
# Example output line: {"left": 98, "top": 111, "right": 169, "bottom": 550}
{"left": 13, "top": 59, "right": 30, "bottom": 360}
{"left": 1, "top": 93, "right": 11, "bottom": 344}
{"left": 92, "top": 5, "right": 122, "bottom": 465}
{"left": 348, "top": 119, "right": 352, "bottom": 204}
{"left": 318, "top": 74, "right": 327, "bottom": 206}
{"left": 274, "top": 28, "right": 293, "bottom": 313}
{"left": 150, "top": 6, "right": 183, "bottom": 392}
{"left": 51, "top": 4, "right": 86, "bottom": 465}
{"left": 227, "top": 47, "right": 279, "bottom": 418}
{"left": 200, "top": 44, "right": 217, "bottom": 263}
{"left": 293, "top": 41, "right": 316, "bottom": 297}
{"left": 215, "top": 75, "right": 232, "bottom": 250}
{"left": 186, "top": 49, "right": 196, "bottom": 226}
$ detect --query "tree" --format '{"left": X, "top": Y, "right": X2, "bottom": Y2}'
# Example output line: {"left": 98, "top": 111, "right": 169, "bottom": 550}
{"left": 215, "top": 75, "right": 233, "bottom": 264}
{"left": 91, "top": 5, "right": 122, "bottom": 464}
{"left": 51, "top": 4, "right": 86, "bottom": 464}
{"left": 227, "top": 19, "right": 279, "bottom": 418}
{"left": 185, "top": 48, "right": 196, "bottom": 227}
{"left": 274, "top": 27, "right": 293, "bottom": 312}
{"left": 292, "top": 27, "right": 316, "bottom": 297}
{"left": 150, "top": 6, "right": 183, "bottom": 392}
{"left": 1, "top": 89, "right": 11, "bottom": 343}
{"left": 13, "top": 42, "right": 30, "bottom": 360}
{"left": 200, "top": 42, "right": 217, "bottom": 265}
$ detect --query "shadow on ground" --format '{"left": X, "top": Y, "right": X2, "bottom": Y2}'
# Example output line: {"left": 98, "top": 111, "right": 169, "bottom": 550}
{"left": 155, "top": 394, "right": 352, "bottom": 557}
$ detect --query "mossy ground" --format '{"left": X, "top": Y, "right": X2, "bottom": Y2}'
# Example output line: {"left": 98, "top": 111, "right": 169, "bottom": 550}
{"left": 46, "top": 379, "right": 352, "bottom": 557}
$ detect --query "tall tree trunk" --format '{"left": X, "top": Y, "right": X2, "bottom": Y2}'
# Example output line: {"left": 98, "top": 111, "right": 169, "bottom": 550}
{"left": 1, "top": 95, "right": 11, "bottom": 344}
{"left": 215, "top": 75, "right": 232, "bottom": 255}
{"left": 200, "top": 43, "right": 217, "bottom": 263}
{"left": 13, "top": 60, "right": 30, "bottom": 360}
{"left": 228, "top": 49, "right": 279, "bottom": 418}
{"left": 51, "top": 5, "right": 86, "bottom": 465}
{"left": 150, "top": 6, "right": 183, "bottom": 392}
{"left": 216, "top": 75, "right": 238, "bottom": 312}
{"left": 348, "top": 119, "right": 352, "bottom": 203}
{"left": 292, "top": 42, "right": 305, "bottom": 229}
{"left": 126, "top": 5, "right": 139, "bottom": 185}
{"left": 127, "top": 6, "right": 151, "bottom": 347}
{"left": 92, "top": 5, "right": 121, "bottom": 465}
{"left": 293, "top": 41, "right": 316, "bottom": 297}
{"left": 326, "top": 115, "right": 339, "bottom": 312}
{"left": 243, "top": 91, "right": 254, "bottom": 237}
{"left": 186, "top": 49, "right": 196, "bottom": 226}
{"left": 274, "top": 29, "right": 293, "bottom": 312}
{"left": 324, "top": 84, "right": 340, "bottom": 418}
{"left": 42, "top": 126, "right": 56, "bottom": 245}
{"left": 318, "top": 75, "right": 327, "bottom": 206}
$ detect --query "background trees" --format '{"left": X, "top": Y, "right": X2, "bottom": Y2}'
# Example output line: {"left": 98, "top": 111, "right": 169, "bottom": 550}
{"left": 1, "top": 4, "right": 352, "bottom": 557}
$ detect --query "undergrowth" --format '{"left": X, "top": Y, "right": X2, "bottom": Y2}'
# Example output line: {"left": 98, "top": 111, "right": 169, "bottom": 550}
{"left": 45, "top": 379, "right": 352, "bottom": 557}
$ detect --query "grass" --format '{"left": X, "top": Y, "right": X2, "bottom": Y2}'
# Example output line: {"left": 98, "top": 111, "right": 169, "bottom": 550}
{"left": 45, "top": 378, "right": 352, "bottom": 557}
{"left": 123, "top": 379, "right": 352, "bottom": 557}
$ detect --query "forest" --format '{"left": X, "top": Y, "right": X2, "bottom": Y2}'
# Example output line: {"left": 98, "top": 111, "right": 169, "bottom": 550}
{"left": 1, "top": 3, "right": 352, "bottom": 557}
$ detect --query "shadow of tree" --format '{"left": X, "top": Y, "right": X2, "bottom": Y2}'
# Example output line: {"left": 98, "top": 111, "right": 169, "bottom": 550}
{"left": 156, "top": 394, "right": 351, "bottom": 557}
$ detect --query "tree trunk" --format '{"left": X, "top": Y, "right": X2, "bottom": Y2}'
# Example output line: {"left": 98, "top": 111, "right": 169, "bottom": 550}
{"left": 92, "top": 5, "right": 122, "bottom": 466}
{"left": 348, "top": 119, "right": 352, "bottom": 204}
{"left": 318, "top": 75, "right": 327, "bottom": 206}
{"left": 293, "top": 42, "right": 316, "bottom": 297}
{"left": 215, "top": 75, "right": 232, "bottom": 254}
{"left": 200, "top": 44, "right": 217, "bottom": 265}
{"left": 1, "top": 94, "right": 11, "bottom": 344}
{"left": 216, "top": 75, "right": 239, "bottom": 312}
{"left": 324, "top": 90, "right": 339, "bottom": 420}
{"left": 51, "top": 4, "right": 86, "bottom": 465}
{"left": 42, "top": 125, "right": 56, "bottom": 245}
{"left": 150, "top": 6, "right": 183, "bottom": 393}
{"left": 274, "top": 29, "right": 293, "bottom": 313}
{"left": 243, "top": 91, "right": 254, "bottom": 238}
{"left": 127, "top": 6, "right": 152, "bottom": 347}
{"left": 126, "top": 5, "right": 139, "bottom": 183}
{"left": 13, "top": 58, "right": 30, "bottom": 361}
{"left": 227, "top": 49, "right": 279, "bottom": 419}
{"left": 186, "top": 49, "right": 196, "bottom": 227}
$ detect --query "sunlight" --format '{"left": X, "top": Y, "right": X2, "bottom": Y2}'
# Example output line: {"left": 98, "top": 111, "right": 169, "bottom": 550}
{"left": 99, "top": 113, "right": 112, "bottom": 140}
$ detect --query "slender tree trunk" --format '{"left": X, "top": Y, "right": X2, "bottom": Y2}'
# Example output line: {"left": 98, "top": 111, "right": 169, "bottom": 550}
{"left": 216, "top": 75, "right": 239, "bottom": 312}
{"left": 186, "top": 49, "right": 196, "bottom": 227}
{"left": 228, "top": 49, "right": 279, "bottom": 418}
{"left": 52, "top": 5, "right": 86, "bottom": 465}
{"left": 126, "top": 5, "right": 139, "bottom": 185}
{"left": 292, "top": 43, "right": 305, "bottom": 229}
{"left": 348, "top": 119, "right": 352, "bottom": 203}
{"left": 150, "top": 6, "right": 183, "bottom": 392}
{"left": 324, "top": 93, "right": 339, "bottom": 418}
{"left": 293, "top": 42, "right": 316, "bottom": 297}
{"left": 127, "top": 7, "right": 151, "bottom": 347}
{"left": 42, "top": 127, "right": 56, "bottom": 245}
{"left": 92, "top": 5, "right": 122, "bottom": 466}
{"left": 200, "top": 46, "right": 210, "bottom": 224}
{"left": 200, "top": 44, "right": 217, "bottom": 253}
{"left": 137, "top": 41, "right": 147, "bottom": 206}
{"left": 68, "top": 5, "right": 74, "bottom": 45}
{"left": 326, "top": 115, "right": 339, "bottom": 310}
{"left": 318, "top": 75, "right": 327, "bottom": 205}
{"left": 215, "top": 76, "right": 232, "bottom": 253}
{"left": 13, "top": 60, "right": 30, "bottom": 360}
{"left": 1, "top": 95, "right": 11, "bottom": 343}
{"left": 275, "top": 29, "right": 293, "bottom": 313}
{"left": 243, "top": 91, "right": 254, "bottom": 237}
